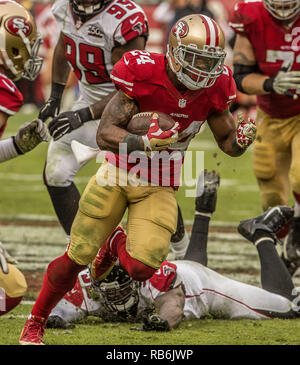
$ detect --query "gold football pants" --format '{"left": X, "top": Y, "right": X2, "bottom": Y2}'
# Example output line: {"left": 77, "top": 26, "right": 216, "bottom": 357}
{"left": 0, "top": 264, "right": 27, "bottom": 298}
{"left": 253, "top": 108, "right": 300, "bottom": 210}
{"left": 68, "top": 161, "right": 178, "bottom": 269}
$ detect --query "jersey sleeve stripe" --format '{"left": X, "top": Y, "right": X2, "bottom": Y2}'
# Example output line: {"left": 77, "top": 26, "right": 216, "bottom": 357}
{"left": 110, "top": 74, "right": 134, "bottom": 87}
{"left": 0, "top": 105, "right": 16, "bottom": 116}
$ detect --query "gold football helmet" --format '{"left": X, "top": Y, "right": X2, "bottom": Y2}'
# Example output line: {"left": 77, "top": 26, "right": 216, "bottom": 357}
{"left": 167, "top": 14, "right": 226, "bottom": 90}
{"left": 263, "top": 0, "right": 300, "bottom": 20}
{"left": 0, "top": 0, "right": 43, "bottom": 81}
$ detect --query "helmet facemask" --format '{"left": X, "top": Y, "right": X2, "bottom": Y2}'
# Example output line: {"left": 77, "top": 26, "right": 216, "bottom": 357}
{"left": 92, "top": 265, "right": 140, "bottom": 322}
{"left": 263, "top": 0, "right": 300, "bottom": 20}
{"left": 170, "top": 42, "right": 226, "bottom": 90}
{"left": 70, "top": 0, "right": 108, "bottom": 18}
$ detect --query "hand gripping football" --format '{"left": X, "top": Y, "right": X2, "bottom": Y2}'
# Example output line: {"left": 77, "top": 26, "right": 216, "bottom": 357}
{"left": 126, "top": 111, "right": 176, "bottom": 135}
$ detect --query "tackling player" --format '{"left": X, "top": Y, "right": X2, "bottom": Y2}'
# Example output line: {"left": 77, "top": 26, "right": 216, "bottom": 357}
{"left": 0, "top": 0, "right": 49, "bottom": 163}
{"left": 19, "top": 14, "right": 257, "bottom": 345}
{"left": 46, "top": 171, "right": 300, "bottom": 331}
{"left": 229, "top": 0, "right": 300, "bottom": 273}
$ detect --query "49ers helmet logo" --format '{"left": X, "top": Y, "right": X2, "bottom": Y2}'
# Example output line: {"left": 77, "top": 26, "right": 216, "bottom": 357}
{"left": 5, "top": 16, "right": 32, "bottom": 36}
{"left": 172, "top": 20, "right": 188, "bottom": 38}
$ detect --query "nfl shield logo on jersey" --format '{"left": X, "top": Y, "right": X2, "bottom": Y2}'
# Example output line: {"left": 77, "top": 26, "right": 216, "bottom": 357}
{"left": 178, "top": 99, "right": 186, "bottom": 108}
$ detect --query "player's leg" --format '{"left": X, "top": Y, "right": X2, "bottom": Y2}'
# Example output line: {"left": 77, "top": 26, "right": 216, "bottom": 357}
{"left": 0, "top": 264, "right": 27, "bottom": 316}
{"left": 184, "top": 169, "right": 220, "bottom": 266}
{"left": 253, "top": 109, "right": 291, "bottom": 214}
{"left": 111, "top": 186, "right": 178, "bottom": 281}
{"left": 20, "top": 172, "right": 127, "bottom": 344}
{"left": 283, "top": 128, "right": 300, "bottom": 274}
{"left": 44, "top": 119, "right": 100, "bottom": 235}
{"left": 169, "top": 204, "right": 189, "bottom": 260}
{"left": 238, "top": 206, "right": 297, "bottom": 303}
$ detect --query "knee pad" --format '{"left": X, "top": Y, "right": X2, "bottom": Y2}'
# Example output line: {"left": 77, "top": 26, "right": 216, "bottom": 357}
{"left": 253, "top": 142, "right": 276, "bottom": 180}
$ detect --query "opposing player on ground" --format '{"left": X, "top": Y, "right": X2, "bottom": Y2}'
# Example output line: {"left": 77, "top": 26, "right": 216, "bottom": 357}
{"left": 19, "top": 14, "right": 257, "bottom": 345}
{"left": 46, "top": 170, "right": 299, "bottom": 330}
{"left": 38, "top": 0, "right": 148, "bottom": 237}
{"left": 229, "top": 0, "right": 300, "bottom": 273}
{"left": 0, "top": 0, "right": 49, "bottom": 163}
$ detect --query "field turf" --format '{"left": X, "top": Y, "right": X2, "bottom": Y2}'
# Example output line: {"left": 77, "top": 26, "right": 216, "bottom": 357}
{"left": 0, "top": 107, "right": 299, "bottom": 348}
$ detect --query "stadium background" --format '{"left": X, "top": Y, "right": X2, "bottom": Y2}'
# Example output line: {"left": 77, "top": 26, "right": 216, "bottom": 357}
{"left": 1, "top": 0, "right": 300, "bottom": 345}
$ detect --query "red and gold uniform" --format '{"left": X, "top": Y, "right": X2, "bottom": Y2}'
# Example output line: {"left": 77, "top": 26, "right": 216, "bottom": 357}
{"left": 230, "top": 0, "right": 300, "bottom": 209}
{"left": 0, "top": 264, "right": 27, "bottom": 316}
{"left": 69, "top": 50, "right": 236, "bottom": 269}
{"left": 0, "top": 73, "right": 23, "bottom": 137}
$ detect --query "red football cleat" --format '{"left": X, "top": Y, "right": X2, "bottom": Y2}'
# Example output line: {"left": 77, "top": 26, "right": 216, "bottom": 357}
{"left": 91, "top": 226, "right": 124, "bottom": 281}
{"left": 19, "top": 315, "right": 46, "bottom": 345}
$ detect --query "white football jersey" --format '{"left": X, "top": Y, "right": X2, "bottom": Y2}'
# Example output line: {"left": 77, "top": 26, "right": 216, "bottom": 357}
{"left": 139, "top": 260, "right": 295, "bottom": 320}
{"left": 52, "top": 0, "right": 148, "bottom": 105}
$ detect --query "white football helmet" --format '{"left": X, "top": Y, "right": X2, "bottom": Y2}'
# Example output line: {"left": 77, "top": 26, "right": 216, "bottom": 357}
{"left": 0, "top": 0, "right": 43, "bottom": 81}
{"left": 263, "top": 0, "right": 300, "bottom": 20}
{"left": 167, "top": 14, "right": 226, "bottom": 90}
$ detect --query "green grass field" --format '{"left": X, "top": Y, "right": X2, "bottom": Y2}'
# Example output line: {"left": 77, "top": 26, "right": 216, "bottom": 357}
{"left": 0, "top": 107, "right": 300, "bottom": 347}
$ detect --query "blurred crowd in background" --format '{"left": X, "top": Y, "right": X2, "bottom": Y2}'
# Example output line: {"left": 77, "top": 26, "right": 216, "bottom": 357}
{"left": 15, "top": 0, "right": 256, "bottom": 120}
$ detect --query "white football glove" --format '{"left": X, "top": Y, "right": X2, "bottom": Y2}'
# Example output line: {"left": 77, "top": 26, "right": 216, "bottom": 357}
{"left": 273, "top": 71, "right": 300, "bottom": 97}
{"left": 235, "top": 112, "right": 257, "bottom": 149}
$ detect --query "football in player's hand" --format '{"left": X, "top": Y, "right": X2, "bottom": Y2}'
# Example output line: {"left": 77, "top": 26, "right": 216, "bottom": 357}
{"left": 126, "top": 111, "right": 175, "bottom": 135}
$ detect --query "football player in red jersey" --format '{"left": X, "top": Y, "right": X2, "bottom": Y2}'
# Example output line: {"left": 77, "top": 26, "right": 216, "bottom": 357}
{"left": 37, "top": 0, "right": 149, "bottom": 238}
{"left": 0, "top": 0, "right": 49, "bottom": 163}
{"left": 229, "top": 0, "right": 300, "bottom": 274}
{"left": 0, "top": 0, "right": 49, "bottom": 317}
{"left": 19, "top": 14, "right": 257, "bottom": 345}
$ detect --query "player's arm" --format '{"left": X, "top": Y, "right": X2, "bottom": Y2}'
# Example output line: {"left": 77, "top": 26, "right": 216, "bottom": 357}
{"left": 153, "top": 287, "right": 185, "bottom": 329}
{"left": 134, "top": 287, "right": 185, "bottom": 331}
{"left": 233, "top": 34, "right": 300, "bottom": 98}
{"left": 207, "top": 108, "right": 256, "bottom": 157}
{"left": 39, "top": 32, "right": 71, "bottom": 122}
{"left": 0, "top": 118, "right": 50, "bottom": 163}
{"left": 48, "top": 36, "right": 147, "bottom": 141}
{"left": 233, "top": 34, "right": 269, "bottom": 95}
{"left": 96, "top": 90, "right": 141, "bottom": 153}
{"left": 97, "top": 90, "right": 179, "bottom": 153}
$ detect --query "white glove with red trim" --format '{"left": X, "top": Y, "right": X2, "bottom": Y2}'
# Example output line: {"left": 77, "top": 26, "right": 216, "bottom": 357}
{"left": 235, "top": 113, "right": 257, "bottom": 149}
{"left": 142, "top": 113, "right": 179, "bottom": 152}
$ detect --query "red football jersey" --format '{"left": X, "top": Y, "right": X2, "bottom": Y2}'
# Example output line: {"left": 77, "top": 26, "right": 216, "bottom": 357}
{"left": 229, "top": 0, "right": 300, "bottom": 118}
{"left": 108, "top": 50, "right": 236, "bottom": 188}
{"left": 0, "top": 73, "right": 23, "bottom": 137}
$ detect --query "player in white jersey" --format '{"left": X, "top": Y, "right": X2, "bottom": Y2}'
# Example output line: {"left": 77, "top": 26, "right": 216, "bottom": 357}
{"left": 38, "top": 0, "right": 149, "bottom": 236}
{"left": 47, "top": 171, "right": 300, "bottom": 331}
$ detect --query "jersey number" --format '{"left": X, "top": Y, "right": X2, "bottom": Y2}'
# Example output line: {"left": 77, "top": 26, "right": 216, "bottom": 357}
{"left": 64, "top": 35, "right": 110, "bottom": 84}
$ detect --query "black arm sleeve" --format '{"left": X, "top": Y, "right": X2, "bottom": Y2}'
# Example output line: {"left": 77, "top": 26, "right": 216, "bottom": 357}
{"left": 233, "top": 63, "right": 260, "bottom": 94}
